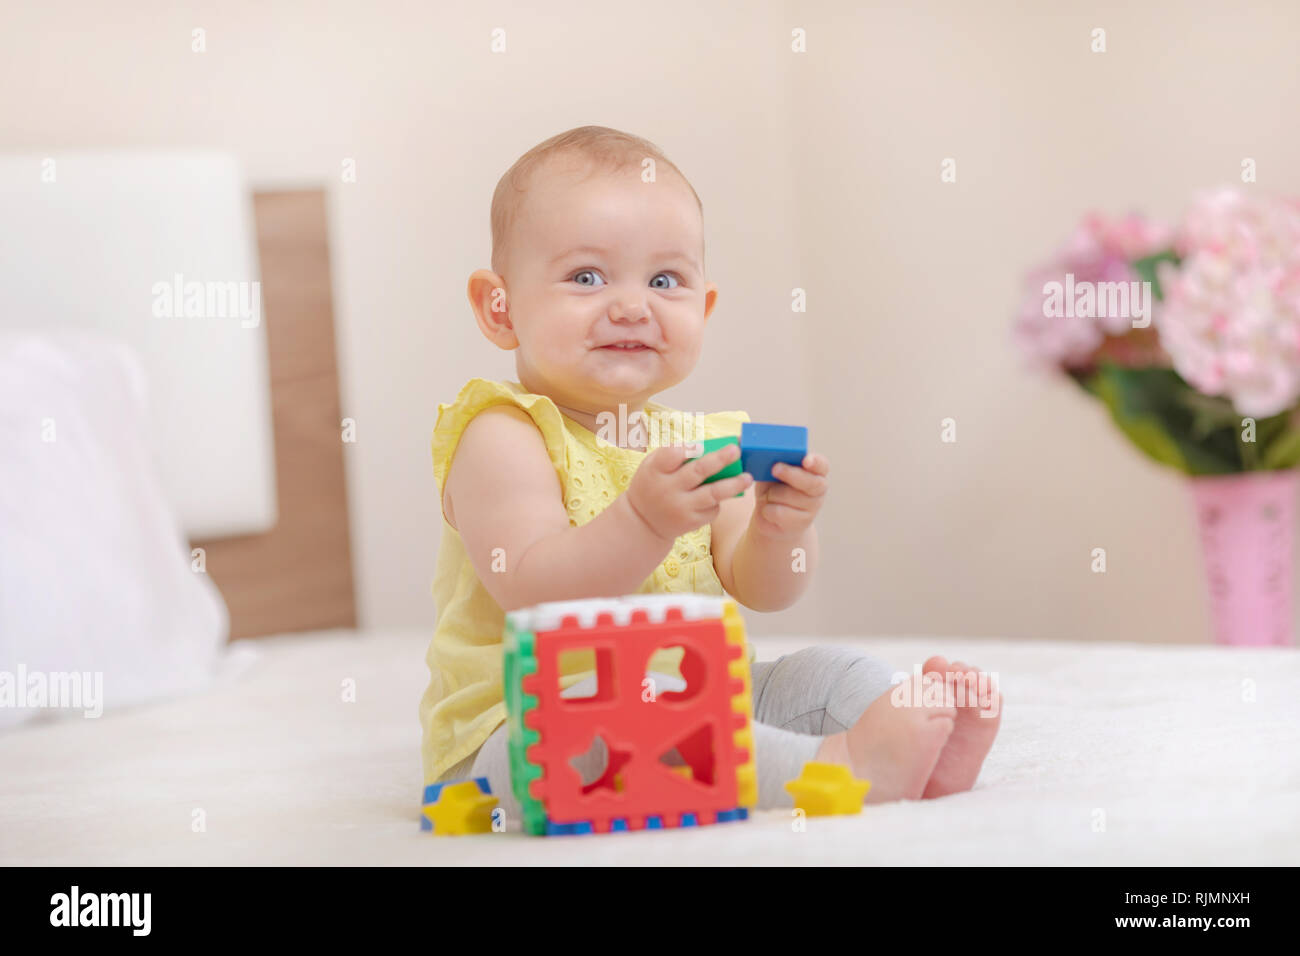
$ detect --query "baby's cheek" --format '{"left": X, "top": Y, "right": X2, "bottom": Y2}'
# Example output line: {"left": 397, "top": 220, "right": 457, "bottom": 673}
{"left": 671, "top": 334, "right": 705, "bottom": 370}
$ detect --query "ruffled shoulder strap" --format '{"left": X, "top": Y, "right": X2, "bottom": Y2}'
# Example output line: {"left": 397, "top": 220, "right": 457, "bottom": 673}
{"left": 431, "top": 378, "right": 569, "bottom": 498}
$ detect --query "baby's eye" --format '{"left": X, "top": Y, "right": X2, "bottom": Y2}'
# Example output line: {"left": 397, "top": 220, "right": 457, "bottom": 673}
{"left": 650, "top": 273, "right": 679, "bottom": 290}
{"left": 572, "top": 270, "right": 605, "bottom": 287}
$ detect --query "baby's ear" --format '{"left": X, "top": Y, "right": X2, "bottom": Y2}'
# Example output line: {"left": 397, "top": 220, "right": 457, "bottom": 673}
{"left": 703, "top": 281, "right": 719, "bottom": 322}
{"left": 467, "top": 269, "right": 518, "bottom": 349}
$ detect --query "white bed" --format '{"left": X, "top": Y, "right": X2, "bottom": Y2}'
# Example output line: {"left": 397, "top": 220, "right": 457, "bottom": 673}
{"left": 4, "top": 630, "right": 1296, "bottom": 866}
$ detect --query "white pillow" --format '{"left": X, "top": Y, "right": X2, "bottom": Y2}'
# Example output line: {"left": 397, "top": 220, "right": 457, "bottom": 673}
{"left": 0, "top": 332, "right": 228, "bottom": 728}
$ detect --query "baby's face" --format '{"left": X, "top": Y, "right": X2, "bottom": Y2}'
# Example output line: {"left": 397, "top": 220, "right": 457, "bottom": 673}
{"left": 501, "top": 159, "right": 715, "bottom": 414}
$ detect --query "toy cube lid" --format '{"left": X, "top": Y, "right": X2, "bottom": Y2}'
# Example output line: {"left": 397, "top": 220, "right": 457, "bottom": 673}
{"left": 506, "top": 593, "right": 731, "bottom": 633}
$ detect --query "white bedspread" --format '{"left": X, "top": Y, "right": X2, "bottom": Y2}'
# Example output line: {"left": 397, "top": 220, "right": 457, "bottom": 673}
{"left": 2, "top": 629, "right": 1297, "bottom": 865}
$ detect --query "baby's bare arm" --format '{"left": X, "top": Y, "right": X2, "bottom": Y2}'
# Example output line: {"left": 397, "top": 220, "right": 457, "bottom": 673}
{"left": 444, "top": 406, "right": 752, "bottom": 610}
{"left": 443, "top": 405, "right": 673, "bottom": 610}
{"left": 713, "top": 453, "right": 828, "bottom": 611}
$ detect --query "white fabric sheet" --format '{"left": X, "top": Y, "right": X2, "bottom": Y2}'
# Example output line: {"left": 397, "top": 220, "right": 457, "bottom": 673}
{"left": 0, "top": 332, "right": 228, "bottom": 729}
{"left": 1, "top": 629, "right": 1296, "bottom": 865}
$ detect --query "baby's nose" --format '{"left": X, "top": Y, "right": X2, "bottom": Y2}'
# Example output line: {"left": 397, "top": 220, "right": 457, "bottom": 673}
{"left": 610, "top": 299, "right": 650, "bottom": 321}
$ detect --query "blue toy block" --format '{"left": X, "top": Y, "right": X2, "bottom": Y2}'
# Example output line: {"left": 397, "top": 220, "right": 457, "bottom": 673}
{"left": 740, "top": 423, "right": 808, "bottom": 482}
{"left": 420, "top": 783, "right": 443, "bottom": 830}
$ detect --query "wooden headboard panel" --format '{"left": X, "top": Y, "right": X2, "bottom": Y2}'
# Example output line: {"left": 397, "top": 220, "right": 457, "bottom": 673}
{"left": 193, "top": 190, "right": 357, "bottom": 640}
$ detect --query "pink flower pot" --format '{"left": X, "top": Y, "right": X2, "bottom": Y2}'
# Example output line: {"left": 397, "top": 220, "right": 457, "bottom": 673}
{"left": 1189, "top": 470, "right": 1299, "bottom": 646}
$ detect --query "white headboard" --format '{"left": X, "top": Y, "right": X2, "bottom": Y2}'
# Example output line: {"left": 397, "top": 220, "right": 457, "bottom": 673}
{"left": 0, "top": 151, "right": 277, "bottom": 539}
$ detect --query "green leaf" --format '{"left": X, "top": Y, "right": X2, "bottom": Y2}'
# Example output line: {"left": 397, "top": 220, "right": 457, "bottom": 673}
{"left": 1092, "top": 371, "right": 1186, "bottom": 470}
{"left": 1262, "top": 428, "right": 1300, "bottom": 469}
{"left": 1176, "top": 390, "right": 1241, "bottom": 427}
{"left": 1253, "top": 412, "right": 1290, "bottom": 449}
{"left": 1131, "top": 250, "right": 1180, "bottom": 303}
{"left": 1090, "top": 363, "right": 1240, "bottom": 475}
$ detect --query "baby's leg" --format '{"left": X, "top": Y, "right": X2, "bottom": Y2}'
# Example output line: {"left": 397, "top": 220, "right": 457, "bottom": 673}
{"left": 752, "top": 645, "right": 958, "bottom": 803}
{"left": 751, "top": 645, "right": 899, "bottom": 734}
{"left": 751, "top": 722, "right": 822, "bottom": 807}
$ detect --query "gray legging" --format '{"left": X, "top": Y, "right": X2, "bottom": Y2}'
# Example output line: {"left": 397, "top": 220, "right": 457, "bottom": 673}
{"left": 439, "top": 645, "right": 899, "bottom": 816}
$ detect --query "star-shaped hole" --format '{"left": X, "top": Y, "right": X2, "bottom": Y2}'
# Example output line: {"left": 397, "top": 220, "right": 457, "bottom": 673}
{"left": 569, "top": 733, "right": 634, "bottom": 795}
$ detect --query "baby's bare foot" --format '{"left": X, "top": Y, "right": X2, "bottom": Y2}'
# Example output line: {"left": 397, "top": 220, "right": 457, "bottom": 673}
{"left": 921, "top": 656, "right": 1002, "bottom": 798}
{"left": 815, "top": 673, "right": 955, "bottom": 803}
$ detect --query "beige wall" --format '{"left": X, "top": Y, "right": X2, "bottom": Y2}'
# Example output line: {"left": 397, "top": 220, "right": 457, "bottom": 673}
{"left": 4, "top": 0, "right": 1298, "bottom": 641}
{"left": 792, "top": 0, "right": 1300, "bottom": 643}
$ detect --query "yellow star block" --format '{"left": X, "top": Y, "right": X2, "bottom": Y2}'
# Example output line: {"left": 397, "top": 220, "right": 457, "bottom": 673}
{"left": 784, "top": 761, "right": 870, "bottom": 816}
{"left": 422, "top": 781, "right": 499, "bottom": 835}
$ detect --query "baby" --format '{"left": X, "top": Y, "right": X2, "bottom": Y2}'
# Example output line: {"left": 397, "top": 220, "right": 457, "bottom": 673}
{"left": 420, "top": 125, "right": 1001, "bottom": 816}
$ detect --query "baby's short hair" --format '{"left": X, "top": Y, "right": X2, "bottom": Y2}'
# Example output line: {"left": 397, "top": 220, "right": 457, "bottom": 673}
{"left": 490, "top": 125, "right": 703, "bottom": 275}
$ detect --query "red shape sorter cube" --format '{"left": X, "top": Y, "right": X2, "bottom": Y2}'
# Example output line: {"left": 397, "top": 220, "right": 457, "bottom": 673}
{"left": 503, "top": 594, "right": 757, "bottom": 835}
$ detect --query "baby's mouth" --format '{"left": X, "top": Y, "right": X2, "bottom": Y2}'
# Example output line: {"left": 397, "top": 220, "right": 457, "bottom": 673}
{"left": 596, "top": 341, "right": 654, "bottom": 353}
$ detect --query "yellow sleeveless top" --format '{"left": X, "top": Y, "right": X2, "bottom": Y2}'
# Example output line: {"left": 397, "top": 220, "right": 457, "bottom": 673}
{"left": 420, "top": 377, "right": 751, "bottom": 783}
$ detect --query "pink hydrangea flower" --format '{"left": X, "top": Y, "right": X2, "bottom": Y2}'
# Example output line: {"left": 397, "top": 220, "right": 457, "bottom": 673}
{"left": 1157, "top": 189, "right": 1300, "bottom": 417}
{"left": 1014, "top": 212, "right": 1173, "bottom": 369}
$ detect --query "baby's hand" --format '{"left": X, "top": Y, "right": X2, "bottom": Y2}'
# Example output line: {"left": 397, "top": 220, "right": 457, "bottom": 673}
{"left": 750, "top": 452, "right": 829, "bottom": 540}
{"left": 625, "top": 443, "right": 753, "bottom": 542}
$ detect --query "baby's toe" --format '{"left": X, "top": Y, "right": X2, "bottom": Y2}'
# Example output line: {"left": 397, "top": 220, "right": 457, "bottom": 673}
{"left": 922, "top": 655, "right": 949, "bottom": 675}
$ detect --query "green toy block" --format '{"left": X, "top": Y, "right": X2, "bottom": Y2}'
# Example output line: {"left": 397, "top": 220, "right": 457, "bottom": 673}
{"left": 504, "top": 618, "right": 547, "bottom": 835}
{"left": 687, "top": 435, "right": 744, "bottom": 496}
